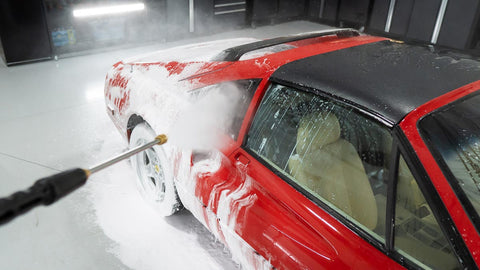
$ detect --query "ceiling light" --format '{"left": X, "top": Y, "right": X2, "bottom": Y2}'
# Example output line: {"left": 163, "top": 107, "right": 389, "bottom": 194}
{"left": 73, "top": 3, "right": 145, "bottom": 18}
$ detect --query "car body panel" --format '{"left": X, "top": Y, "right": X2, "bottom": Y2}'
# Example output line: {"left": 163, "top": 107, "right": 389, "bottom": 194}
{"left": 229, "top": 147, "right": 403, "bottom": 269}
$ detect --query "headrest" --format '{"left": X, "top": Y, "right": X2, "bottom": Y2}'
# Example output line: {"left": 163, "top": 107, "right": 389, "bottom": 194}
{"left": 296, "top": 112, "right": 341, "bottom": 156}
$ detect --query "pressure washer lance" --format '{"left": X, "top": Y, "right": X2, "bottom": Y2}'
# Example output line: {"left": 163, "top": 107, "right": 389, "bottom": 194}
{"left": 0, "top": 134, "right": 168, "bottom": 226}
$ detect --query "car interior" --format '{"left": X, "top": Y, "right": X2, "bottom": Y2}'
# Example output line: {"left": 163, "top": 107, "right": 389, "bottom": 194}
{"left": 287, "top": 111, "right": 378, "bottom": 230}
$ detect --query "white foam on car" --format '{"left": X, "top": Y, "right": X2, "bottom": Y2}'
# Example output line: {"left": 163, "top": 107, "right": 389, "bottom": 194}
{"left": 102, "top": 37, "right": 278, "bottom": 269}
{"left": 124, "top": 38, "right": 259, "bottom": 63}
{"left": 175, "top": 152, "right": 273, "bottom": 270}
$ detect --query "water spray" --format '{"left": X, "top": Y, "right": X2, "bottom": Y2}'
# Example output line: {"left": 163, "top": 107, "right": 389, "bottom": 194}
{"left": 0, "top": 134, "right": 168, "bottom": 226}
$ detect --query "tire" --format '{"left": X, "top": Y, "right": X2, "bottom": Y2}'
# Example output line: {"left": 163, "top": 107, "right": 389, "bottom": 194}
{"left": 129, "top": 122, "right": 182, "bottom": 216}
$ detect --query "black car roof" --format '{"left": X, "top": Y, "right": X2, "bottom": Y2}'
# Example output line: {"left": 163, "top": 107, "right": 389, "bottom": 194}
{"left": 270, "top": 40, "right": 480, "bottom": 126}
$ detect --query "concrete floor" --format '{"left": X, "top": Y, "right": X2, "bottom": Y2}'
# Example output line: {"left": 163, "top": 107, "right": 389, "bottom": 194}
{"left": 0, "top": 21, "right": 332, "bottom": 270}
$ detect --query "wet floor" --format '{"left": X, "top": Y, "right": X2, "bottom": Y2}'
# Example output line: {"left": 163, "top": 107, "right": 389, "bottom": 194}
{"left": 0, "top": 21, "right": 332, "bottom": 270}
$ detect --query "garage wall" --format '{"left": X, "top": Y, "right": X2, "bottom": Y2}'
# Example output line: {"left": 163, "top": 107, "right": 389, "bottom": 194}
{"left": 2, "top": 0, "right": 480, "bottom": 65}
{"left": 0, "top": 0, "right": 258, "bottom": 65}
{"left": 0, "top": 39, "right": 5, "bottom": 66}
{"left": 369, "top": 0, "right": 480, "bottom": 52}
{"left": 249, "top": 0, "right": 307, "bottom": 26}
{"left": 0, "top": 0, "right": 52, "bottom": 65}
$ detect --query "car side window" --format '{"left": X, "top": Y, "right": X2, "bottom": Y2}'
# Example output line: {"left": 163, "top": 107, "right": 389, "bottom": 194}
{"left": 394, "top": 155, "right": 461, "bottom": 269}
{"left": 189, "top": 79, "right": 259, "bottom": 140}
{"left": 245, "top": 84, "right": 391, "bottom": 241}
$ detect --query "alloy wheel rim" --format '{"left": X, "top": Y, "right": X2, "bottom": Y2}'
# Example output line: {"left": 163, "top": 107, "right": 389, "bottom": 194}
{"left": 136, "top": 139, "right": 166, "bottom": 202}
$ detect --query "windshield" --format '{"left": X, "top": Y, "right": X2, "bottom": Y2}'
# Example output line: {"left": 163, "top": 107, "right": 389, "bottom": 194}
{"left": 419, "top": 93, "right": 480, "bottom": 222}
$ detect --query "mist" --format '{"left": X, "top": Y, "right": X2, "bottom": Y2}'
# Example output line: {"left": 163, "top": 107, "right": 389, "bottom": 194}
{"left": 170, "top": 82, "right": 244, "bottom": 151}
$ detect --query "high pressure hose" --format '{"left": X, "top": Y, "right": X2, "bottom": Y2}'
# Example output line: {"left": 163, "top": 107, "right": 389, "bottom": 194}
{"left": 0, "top": 134, "right": 168, "bottom": 226}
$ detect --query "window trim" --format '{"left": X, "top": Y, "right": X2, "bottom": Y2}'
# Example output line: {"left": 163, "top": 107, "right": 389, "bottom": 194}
{"left": 391, "top": 127, "right": 474, "bottom": 269}
{"left": 385, "top": 136, "right": 399, "bottom": 254}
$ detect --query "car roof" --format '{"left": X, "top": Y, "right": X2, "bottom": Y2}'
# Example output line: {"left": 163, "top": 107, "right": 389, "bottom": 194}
{"left": 270, "top": 40, "right": 480, "bottom": 126}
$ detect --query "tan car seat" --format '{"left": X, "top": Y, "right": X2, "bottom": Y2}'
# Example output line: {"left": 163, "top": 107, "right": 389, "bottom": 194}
{"left": 288, "top": 112, "right": 378, "bottom": 230}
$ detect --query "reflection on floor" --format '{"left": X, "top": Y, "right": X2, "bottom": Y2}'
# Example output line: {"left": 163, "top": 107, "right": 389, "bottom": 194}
{"left": 0, "top": 21, "right": 332, "bottom": 270}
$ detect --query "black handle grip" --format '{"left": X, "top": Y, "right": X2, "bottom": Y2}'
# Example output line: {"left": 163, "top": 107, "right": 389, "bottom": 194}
{"left": 0, "top": 168, "right": 88, "bottom": 225}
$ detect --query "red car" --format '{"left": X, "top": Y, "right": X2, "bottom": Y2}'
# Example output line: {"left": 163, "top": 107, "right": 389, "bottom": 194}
{"left": 104, "top": 29, "right": 480, "bottom": 269}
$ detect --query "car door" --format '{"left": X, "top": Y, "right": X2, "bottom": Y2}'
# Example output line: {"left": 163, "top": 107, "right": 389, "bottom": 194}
{"left": 231, "top": 82, "right": 407, "bottom": 269}
{"left": 188, "top": 80, "right": 470, "bottom": 269}
{"left": 193, "top": 81, "right": 405, "bottom": 269}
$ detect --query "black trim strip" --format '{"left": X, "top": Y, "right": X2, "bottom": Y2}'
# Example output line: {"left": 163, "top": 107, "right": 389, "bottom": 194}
{"left": 385, "top": 137, "right": 399, "bottom": 254}
{"left": 211, "top": 28, "right": 360, "bottom": 62}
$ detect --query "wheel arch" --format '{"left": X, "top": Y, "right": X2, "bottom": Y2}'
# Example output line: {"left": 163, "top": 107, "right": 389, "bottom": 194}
{"left": 126, "top": 114, "right": 146, "bottom": 142}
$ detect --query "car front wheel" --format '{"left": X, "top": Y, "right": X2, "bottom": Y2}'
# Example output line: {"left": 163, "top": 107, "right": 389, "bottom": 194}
{"left": 129, "top": 122, "right": 182, "bottom": 216}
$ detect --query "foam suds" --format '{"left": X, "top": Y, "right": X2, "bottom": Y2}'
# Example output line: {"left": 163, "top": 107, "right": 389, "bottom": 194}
{"left": 99, "top": 36, "right": 282, "bottom": 269}
{"left": 95, "top": 38, "right": 255, "bottom": 269}
{"left": 86, "top": 158, "right": 239, "bottom": 270}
